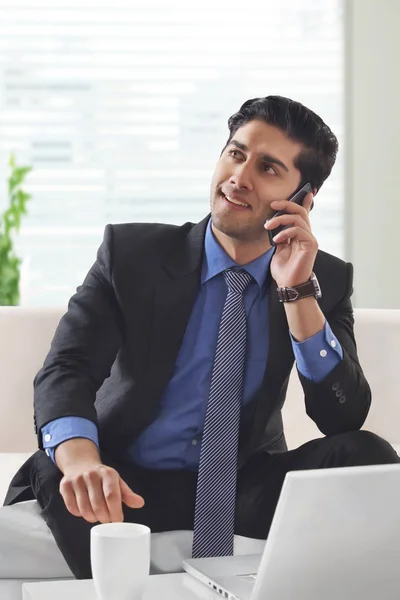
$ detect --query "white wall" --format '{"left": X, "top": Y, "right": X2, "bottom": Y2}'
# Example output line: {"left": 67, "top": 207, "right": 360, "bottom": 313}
{"left": 345, "top": 0, "right": 400, "bottom": 308}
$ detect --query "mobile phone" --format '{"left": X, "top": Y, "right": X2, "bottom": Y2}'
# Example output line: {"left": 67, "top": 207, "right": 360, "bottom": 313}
{"left": 267, "top": 182, "right": 313, "bottom": 247}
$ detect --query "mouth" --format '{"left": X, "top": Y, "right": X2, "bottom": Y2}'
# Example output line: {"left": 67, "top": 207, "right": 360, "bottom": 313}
{"left": 220, "top": 192, "right": 251, "bottom": 210}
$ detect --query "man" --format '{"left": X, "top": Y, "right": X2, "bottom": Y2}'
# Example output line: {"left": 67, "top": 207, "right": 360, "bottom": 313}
{"left": 5, "top": 95, "right": 399, "bottom": 579}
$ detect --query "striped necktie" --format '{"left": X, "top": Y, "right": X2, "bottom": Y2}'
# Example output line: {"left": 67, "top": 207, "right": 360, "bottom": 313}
{"left": 192, "top": 268, "right": 253, "bottom": 558}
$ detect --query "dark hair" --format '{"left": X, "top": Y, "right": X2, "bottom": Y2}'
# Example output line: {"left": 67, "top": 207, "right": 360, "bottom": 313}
{"left": 224, "top": 95, "right": 338, "bottom": 193}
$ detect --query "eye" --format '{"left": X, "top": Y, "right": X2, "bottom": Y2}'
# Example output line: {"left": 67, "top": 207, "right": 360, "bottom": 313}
{"left": 262, "top": 163, "right": 277, "bottom": 175}
{"left": 228, "top": 149, "right": 243, "bottom": 159}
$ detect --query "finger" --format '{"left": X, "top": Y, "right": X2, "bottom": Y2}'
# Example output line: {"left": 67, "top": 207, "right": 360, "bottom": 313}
{"left": 264, "top": 213, "right": 311, "bottom": 233}
{"left": 84, "top": 471, "right": 112, "bottom": 524}
{"left": 270, "top": 195, "right": 312, "bottom": 222}
{"left": 102, "top": 472, "right": 124, "bottom": 522}
{"left": 59, "top": 480, "right": 81, "bottom": 518}
{"left": 74, "top": 478, "right": 99, "bottom": 523}
{"left": 273, "top": 225, "right": 317, "bottom": 247}
{"left": 120, "top": 478, "right": 145, "bottom": 509}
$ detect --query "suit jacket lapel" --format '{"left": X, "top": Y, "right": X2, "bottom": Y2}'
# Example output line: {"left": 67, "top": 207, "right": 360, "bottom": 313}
{"left": 143, "top": 216, "right": 209, "bottom": 402}
{"left": 239, "top": 277, "right": 294, "bottom": 464}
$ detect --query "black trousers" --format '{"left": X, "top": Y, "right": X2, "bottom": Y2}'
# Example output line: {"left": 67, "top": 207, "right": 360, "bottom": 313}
{"left": 28, "top": 430, "right": 399, "bottom": 579}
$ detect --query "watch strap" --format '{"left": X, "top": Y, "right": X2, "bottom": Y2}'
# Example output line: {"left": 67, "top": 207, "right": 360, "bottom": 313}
{"left": 277, "top": 277, "right": 318, "bottom": 303}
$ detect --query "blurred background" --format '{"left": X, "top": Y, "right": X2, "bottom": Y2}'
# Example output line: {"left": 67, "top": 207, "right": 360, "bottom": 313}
{"left": 0, "top": 0, "right": 398, "bottom": 308}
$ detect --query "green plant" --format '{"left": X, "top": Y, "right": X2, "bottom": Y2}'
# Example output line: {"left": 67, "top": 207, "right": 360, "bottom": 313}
{"left": 0, "top": 154, "right": 32, "bottom": 305}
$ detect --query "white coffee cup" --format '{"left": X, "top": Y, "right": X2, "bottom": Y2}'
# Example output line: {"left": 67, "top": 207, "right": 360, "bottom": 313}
{"left": 91, "top": 522, "right": 151, "bottom": 600}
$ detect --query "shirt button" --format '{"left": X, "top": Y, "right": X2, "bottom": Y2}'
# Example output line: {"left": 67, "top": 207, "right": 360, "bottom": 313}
{"left": 320, "top": 349, "right": 327, "bottom": 358}
{"left": 44, "top": 434, "right": 52, "bottom": 443}
{"left": 332, "top": 382, "right": 340, "bottom": 391}
{"left": 45, "top": 449, "right": 50, "bottom": 457}
{"left": 192, "top": 439, "right": 198, "bottom": 446}
{"left": 330, "top": 340, "right": 337, "bottom": 348}
{"left": 339, "top": 395, "right": 346, "bottom": 404}
{"left": 335, "top": 389, "right": 344, "bottom": 398}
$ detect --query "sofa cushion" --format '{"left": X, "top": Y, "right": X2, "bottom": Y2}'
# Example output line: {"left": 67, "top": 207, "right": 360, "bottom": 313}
{"left": 2, "top": 308, "right": 400, "bottom": 454}
{"left": 0, "top": 499, "right": 266, "bottom": 579}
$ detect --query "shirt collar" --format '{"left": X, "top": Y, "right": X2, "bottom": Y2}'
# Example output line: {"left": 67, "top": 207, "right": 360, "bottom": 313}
{"left": 201, "top": 217, "right": 275, "bottom": 290}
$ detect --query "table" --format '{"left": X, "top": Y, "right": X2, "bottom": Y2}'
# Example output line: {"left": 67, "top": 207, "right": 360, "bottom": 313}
{"left": 22, "top": 573, "right": 221, "bottom": 600}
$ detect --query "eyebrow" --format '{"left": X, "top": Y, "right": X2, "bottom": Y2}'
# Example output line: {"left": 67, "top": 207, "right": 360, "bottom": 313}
{"left": 228, "top": 139, "right": 289, "bottom": 173}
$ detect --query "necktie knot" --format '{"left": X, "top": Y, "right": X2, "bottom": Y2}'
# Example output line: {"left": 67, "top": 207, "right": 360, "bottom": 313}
{"left": 224, "top": 268, "right": 252, "bottom": 295}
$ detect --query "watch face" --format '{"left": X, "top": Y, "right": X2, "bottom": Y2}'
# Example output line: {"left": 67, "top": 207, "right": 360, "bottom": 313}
{"left": 311, "top": 272, "right": 322, "bottom": 299}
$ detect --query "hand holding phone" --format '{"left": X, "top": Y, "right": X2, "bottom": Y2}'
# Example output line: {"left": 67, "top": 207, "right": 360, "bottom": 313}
{"left": 267, "top": 182, "right": 313, "bottom": 247}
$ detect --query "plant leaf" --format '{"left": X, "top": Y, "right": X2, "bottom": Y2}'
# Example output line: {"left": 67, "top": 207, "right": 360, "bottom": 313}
{"left": 0, "top": 154, "right": 32, "bottom": 305}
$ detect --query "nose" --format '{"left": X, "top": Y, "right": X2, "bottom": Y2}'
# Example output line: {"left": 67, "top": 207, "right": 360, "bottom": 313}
{"left": 229, "top": 161, "right": 254, "bottom": 191}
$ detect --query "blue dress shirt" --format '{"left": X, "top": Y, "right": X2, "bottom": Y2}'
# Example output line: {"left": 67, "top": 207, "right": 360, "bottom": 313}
{"left": 42, "top": 218, "right": 343, "bottom": 467}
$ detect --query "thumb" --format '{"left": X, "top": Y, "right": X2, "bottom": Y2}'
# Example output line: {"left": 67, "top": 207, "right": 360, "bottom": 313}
{"left": 119, "top": 477, "right": 145, "bottom": 509}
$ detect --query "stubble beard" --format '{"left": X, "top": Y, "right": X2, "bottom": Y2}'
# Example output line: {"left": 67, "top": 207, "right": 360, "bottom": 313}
{"left": 211, "top": 196, "right": 270, "bottom": 244}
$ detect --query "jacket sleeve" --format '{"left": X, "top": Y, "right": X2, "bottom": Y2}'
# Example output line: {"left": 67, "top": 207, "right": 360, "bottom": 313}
{"left": 297, "top": 262, "right": 371, "bottom": 435}
{"left": 33, "top": 225, "right": 122, "bottom": 448}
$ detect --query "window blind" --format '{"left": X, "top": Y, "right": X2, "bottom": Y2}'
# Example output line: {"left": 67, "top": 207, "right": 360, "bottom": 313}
{"left": 0, "top": 0, "right": 344, "bottom": 306}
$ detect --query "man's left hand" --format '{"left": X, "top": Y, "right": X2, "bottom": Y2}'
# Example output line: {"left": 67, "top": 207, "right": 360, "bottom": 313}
{"left": 264, "top": 192, "right": 317, "bottom": 288}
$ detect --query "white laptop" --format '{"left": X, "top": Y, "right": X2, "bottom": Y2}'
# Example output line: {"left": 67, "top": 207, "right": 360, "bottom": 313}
{"left": 183, "top": 464, "right": 400, "bottom": 600}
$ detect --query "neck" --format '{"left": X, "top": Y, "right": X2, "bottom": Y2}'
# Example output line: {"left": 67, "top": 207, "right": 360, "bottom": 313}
{"left": 211, "top": 223, "right": 272, "bottom": 265}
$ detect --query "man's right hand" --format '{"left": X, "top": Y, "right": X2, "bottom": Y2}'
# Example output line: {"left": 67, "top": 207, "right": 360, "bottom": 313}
{"left": 55, "top": 438, "right": 145, "bottom": 524}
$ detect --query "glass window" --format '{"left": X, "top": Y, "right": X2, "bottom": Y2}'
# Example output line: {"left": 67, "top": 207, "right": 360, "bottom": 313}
{"left": 0, "top": 0, "right": 344, "bottom": 306}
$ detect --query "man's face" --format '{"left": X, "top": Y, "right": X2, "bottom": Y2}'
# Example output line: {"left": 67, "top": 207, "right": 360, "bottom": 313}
{"left": 210, "top": 119, "right": 304, "bottom": 243}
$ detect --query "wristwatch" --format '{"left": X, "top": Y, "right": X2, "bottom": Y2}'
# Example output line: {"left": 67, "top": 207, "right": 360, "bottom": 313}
{"left": 277, "top": 272, "right": 322, "bottom": 303}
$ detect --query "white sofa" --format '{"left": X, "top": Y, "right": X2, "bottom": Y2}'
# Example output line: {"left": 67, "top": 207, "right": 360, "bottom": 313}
{"left": 1, "top": 306, "right": 400, "bottom": 501}
{"left": 0, "top": 307, "right": 400, "bottom": 598}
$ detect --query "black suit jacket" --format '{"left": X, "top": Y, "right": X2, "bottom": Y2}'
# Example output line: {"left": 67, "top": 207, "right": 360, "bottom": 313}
{"left": 5, "top": 215, "right": 371, "bottom": 505}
